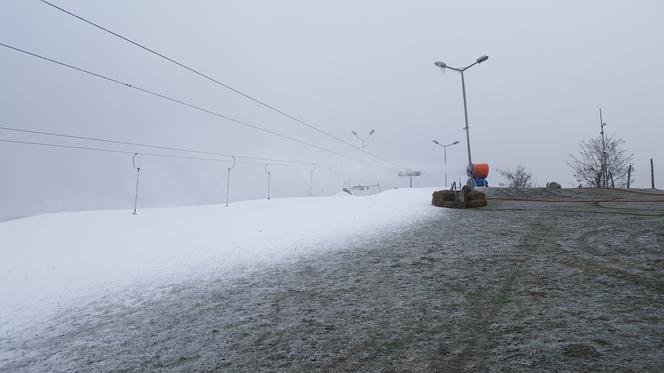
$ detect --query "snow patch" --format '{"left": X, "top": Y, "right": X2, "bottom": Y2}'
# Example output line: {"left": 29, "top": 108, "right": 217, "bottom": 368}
{"left": 0, "top": 187, "right": 439, "bottom": 335}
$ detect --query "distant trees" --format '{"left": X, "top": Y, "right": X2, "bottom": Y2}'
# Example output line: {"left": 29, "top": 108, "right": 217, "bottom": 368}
{"left": 568, "top": 133, "right": 633, "bottom": 188}
{"left": 499, "top": 165, "right": 534, "bottom": 188}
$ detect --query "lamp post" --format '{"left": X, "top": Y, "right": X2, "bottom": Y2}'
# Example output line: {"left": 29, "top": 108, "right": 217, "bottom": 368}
{"left": 432, "top": 139, "right": 460, "bottom": 187}
{"left": 434, "top": 55, "right": 489, "bottom": 186}
{"left": 351, "top": 129, "right": 375, "bottom": 160}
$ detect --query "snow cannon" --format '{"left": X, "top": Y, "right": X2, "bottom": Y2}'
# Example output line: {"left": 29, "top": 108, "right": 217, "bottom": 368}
{"left": 473, "top": 177, "right": 488, "bottom": 187}
{"left": 469, "top": 163, "right": 489, "bottom": 187}
{"left": 471, "top": 163, "right": 489, "bottom": 178}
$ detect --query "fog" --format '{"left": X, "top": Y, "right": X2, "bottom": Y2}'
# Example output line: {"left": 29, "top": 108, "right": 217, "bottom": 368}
{"left": 1, "top": 0, "right": 663, "bottom": 220}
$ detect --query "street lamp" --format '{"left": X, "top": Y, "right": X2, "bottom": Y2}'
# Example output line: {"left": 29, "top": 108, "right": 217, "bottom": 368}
{"left": 351, "top": 129, "right": 375, "bottom": 160}
{"left": 432, "top": 139, "right": 460, "bottom": 187}
{"left": 434, "top": 55, "right": 489, "bottom": 186}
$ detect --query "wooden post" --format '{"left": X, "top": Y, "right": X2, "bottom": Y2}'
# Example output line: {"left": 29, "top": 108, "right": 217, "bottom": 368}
{"left": 627, "top": 165, "right": 632, "bottom": 189}
{"left": 651, "top": 158, "right": 656, "bottom": 189}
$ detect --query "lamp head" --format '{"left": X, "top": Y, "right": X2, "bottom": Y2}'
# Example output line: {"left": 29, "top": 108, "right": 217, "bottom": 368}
{"left": 452, "top": 140, "right": 460, "bottom": 145}
{"left": 434, "top": 61, "right": 447, "bottom": 68}
{"left": 369, "top": 129, "right": 375, "bottom": 136}
{"left": 352, "top": 131, "right": 358, "bottom": 136}
{"left": 476, "top": 55, "right": 489, "bottom": 63}
{"left": 432, "top": 139, "right": 439, "bottom": 144}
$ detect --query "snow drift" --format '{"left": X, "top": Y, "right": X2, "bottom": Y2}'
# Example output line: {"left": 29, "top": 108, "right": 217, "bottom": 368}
{"left": 0, "top": 187, "right": 439, "bottom": 335}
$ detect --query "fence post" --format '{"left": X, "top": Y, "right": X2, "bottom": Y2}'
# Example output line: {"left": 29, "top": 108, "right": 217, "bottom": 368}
{"left": 308, "top": 164, "right": 315, "bottom": 197}
{"left": 627, "top": 165, "right": 632, "bottom": 189}
{"left": 132, "top": 153, "right": 141, "bottom": 215}
{"left": 226, "top": 155, "right": 236, "bottom": 207}
{"left": 265, "top": 163, "right": 271, "bottom": 200}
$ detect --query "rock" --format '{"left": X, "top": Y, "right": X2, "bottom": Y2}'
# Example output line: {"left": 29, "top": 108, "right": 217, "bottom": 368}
{"left": 546, "top": 181, "right": 562, "bottom": 189}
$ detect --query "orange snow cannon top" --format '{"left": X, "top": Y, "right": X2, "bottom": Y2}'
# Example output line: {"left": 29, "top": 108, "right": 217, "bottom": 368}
{"left": 471, "top": 163, "right": 489, "bottom": 178}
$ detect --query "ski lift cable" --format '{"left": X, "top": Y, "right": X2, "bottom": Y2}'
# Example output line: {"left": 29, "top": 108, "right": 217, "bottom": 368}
{"left": 0, "top": 42, "right": 394, "bottom": 170}
{"left": 0, "top": 138, "right": 307, "bottom": 167}
{"left": 0, "top": 125, "right": 315, "bottom": 166}
{"left": 37, "top": 0, "right": 397, "bottom": 167}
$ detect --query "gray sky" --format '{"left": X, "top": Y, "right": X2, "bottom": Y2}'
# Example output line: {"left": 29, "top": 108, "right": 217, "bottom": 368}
{"left": 1, "top": 0, "right": 663, "bottom": 219}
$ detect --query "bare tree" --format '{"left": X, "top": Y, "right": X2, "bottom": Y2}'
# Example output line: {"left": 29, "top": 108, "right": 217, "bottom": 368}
{"left": 568, "top": 133, "right": 633, "bottom": 188}
{"left": 499, "top": 165, "right": 533, "bottom": 188}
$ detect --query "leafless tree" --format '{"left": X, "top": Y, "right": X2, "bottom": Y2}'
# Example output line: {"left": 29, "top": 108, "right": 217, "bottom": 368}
{"left": 499, "top": 165, "right": 533, "bottom": 188}
{"left": 568, "top": 133, "right": 633, "bottom": 188}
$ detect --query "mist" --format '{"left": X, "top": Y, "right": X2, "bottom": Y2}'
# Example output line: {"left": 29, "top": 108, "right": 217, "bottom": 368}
{"left": 1, "top": 0, "right": 663, "bottom": 220}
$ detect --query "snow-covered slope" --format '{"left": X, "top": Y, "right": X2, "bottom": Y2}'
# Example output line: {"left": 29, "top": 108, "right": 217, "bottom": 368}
{"left": 0, "top": 187, "right": 439, "bottom": 334}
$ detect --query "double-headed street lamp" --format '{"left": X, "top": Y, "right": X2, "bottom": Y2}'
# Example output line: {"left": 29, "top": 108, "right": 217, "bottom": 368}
{"left": 434, "top": 55, "right": 489, "bottom": 186}
{"left": 351, "top": 129, "right": 375, "bottom": 160}
{"left": 432, "top": 139, "right": 460, "bottom": 187}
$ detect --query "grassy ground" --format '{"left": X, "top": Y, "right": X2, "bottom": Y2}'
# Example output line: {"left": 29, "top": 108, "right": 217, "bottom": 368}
{"left": 2, "top": 188, "right": 663, "bottom": 372}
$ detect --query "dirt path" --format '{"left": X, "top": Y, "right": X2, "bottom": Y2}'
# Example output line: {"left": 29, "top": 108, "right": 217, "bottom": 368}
{"left": 2, "top": 189, "right": 663, "bottom": 372}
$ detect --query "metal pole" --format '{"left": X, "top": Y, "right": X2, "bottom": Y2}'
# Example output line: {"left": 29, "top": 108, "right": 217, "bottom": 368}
{"left": 627, "top": 164, "right": 632, "bottom": 189}
{"left": 226, "top": 156, "right": 236, "bottom": 207}
{"left": 352, "top": 131, "right": 373, "bottom": 162}
{"left": 265, "top": 163, "right": 271, "bottom": 200}
{"left": 435, "top": 58, "right": 486, "bottom": 185}
{"left": 226, "top": 168, "right": 231, "bottom": 206}
{"left": 651, "top": 158, "right": 655, "bottom": 189}
{"left": 444, "top": 146, "right": 448, "bottom": 187}
{"left": 132, "top": 153, "right": 140, "bottom": 215}
{"left": 309, "top": 165, "right": 315, "bottom": 196}
{"left": 460, "top": 71, "right": 473, "bottom": 179}
{"left": 133, "top": 169, "right": 140, "bottom": 215}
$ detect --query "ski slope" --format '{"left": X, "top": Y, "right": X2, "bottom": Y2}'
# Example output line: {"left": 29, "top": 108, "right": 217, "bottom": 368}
{"left": 0, "top": 187, "right": 439, "bottom": 335}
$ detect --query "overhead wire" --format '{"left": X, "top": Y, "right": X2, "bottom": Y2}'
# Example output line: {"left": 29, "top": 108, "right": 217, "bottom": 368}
{"left": 0, "top": 138, "right": 306, "bottom": 167}
{"left": 0, "top": 125, "right": 315, "bottom": 166}
{"left": 37, "top": 0, "right": 398, "bottom": 167}
{"left": 0, "top": 42, "right": 396, "bottom": 169}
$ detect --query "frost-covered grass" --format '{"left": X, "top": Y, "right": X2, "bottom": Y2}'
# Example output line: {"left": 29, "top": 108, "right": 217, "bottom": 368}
{"left": 0, "top": 187, "right": 438, "bottom": 335}
{"left": 2, "top": 188, "right": 663, "bottom": 371}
